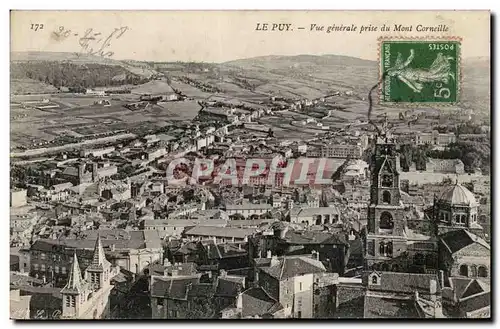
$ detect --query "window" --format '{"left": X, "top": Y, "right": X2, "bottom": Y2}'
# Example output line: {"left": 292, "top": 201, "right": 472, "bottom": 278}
{"left": 439, "top": 213, "right": 445, "bottom": 222}
{"left": 460, "top": 264, "right": 469, "bottom": 277}
{"left": 371, "top": 276, "right": 378, "bottom": 284}
{"left": 382, "top": 191, "right": 391, "bottom": 204}
{"left": 62, "top": 267, "right": 66, "bottom": 274}
{"left": 315, "top": 216, "right": 322, "bottom": 225}
{"left": 314, "top": 304, "right": 319, "bottom": 314}
{"left": 55, "top": 266, "right": 59, "bottom": 273}
{"left": 379, "top": 241, "right": 393, "bottom": 257}
{"left": 379, "top": 212, "right": 394, "bottom": 230}
{"left": 41, "top": 264, "right": 46, "bottom": 271}
{"left": 33, "top": 264, "right": 39, "bottom": 270}
{"left": 41, "top": 253, "right": 46, "bottom": 260}
{"left": 65, "top": 296, "right": 71, "bottom": 307}
{"left": 381, "top": 174, "right": 393, "bottom": 188}
{"left": 157, "top": 298, "right": 164, "bottom": 306}
{"left": 299, "top": 282, "right": 302, "bottom": 291}
{"left": 478, "top": 266, "right": 488, "bottom": 278}
{"left": 297, "top": 311, "right": 302, "bottom": 318}
{"left": 470, "top": 265, "right": 478, "bottom": 277}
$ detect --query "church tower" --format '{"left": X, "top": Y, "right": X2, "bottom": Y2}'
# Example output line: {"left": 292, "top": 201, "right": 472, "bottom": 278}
{"left": 364, "top": 127, "right": 408, "bottom": 271}
{"left": 85, "top": 234, "right": 112, "bottom": 292}
{"left": 61, "top": 252, "right": 88, "bottom": 319}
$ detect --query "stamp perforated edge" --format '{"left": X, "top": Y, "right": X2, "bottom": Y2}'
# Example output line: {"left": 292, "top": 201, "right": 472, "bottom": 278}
{"left": 377, "top": 36, "right": 463, "bottom": 107}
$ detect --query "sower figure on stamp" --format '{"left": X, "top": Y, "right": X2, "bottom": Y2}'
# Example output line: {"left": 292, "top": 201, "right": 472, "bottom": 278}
{"left": 387, "top": 49, "right": 455, "bottom": 93}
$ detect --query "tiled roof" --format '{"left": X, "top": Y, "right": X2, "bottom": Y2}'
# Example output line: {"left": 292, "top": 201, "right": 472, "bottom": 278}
{"left": 215, "top": 276, "right": 244, "bottom": 297}
{"left": 289, "top": 206, "right": 340, "bottom": 218}
{"left": 32, "top": 230, "right": 163, "bottom": 251}
{"left": 184, "top": 226, "right": 257, "bottom": 239}
{"left": 459, "top": 291, "right": 491, "bottom": 313}
{"left": 240, "top": 287, "right": 283, "bottom": 318}
{"left": 150, "top": 275, "right": 201, "bottom": 300}
{"left": 364, "top": 295, "right": 420, "bottom": 318}
{"left": 201, "top": 241, "right": 247, "bottom": 260}
{"left": 363, "top": 271, "right": 440, "bottom": 294}
{"left": 260, "top": 255, "right": 326, "bottom": 280}
{"left": 440, "top": 229, "right": 490, "bottom": 254}
{"left": 283, "top": 230, "right": 347, "bottom": 245}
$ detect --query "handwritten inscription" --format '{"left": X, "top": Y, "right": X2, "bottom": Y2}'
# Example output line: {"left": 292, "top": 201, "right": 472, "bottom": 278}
{"left": 51, "top": 26, "right": 129, "bottom": 58}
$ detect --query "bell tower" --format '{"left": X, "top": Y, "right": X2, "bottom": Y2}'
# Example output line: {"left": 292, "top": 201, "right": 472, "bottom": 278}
{"left": 61, "top": 252, "right": 88, "bottom": 319}
{"left": 364, "top": 119, "right": 407, "bottom": 271}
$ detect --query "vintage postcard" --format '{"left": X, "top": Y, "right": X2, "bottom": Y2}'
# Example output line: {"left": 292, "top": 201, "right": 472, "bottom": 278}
{"left": 9, "top": 10, "right": 491, "bottom": 320}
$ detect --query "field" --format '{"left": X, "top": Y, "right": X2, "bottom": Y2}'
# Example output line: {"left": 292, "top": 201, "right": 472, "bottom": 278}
{"left": 10, "top": 52, "right": 490, "bottom": 150}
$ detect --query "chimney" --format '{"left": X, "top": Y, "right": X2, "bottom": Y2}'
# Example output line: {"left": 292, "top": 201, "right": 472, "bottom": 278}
{"left": 236, "top": 292, "right": 243, "bottom": 310}
{"left": 270, "top": 255, "right": 279, "bottom": 267}
{"left": 219, "top": 269, "right": 227, "bottom": 278}
{"left": 266, "top": 250, "right": 272, "bottom": 259}
{"left": 279, "top": 225, "right": 289, "bottom": 239}
{"left": 430, "top": 279, "right": 437, "bottom": 303}
{"left": 439, "top": 270, "right": 444, "bottom": 288}
{"left": 414, "top": 290, "right": 419, "bottom": 301}
{"left": 238, "top": 243, "right": 242, "bottom": 251}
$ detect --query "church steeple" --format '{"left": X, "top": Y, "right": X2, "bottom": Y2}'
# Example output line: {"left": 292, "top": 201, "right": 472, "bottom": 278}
{"left": 61, "top": 252, "right": 85, "bottom": 293}
{"left": 86, "top": 234, "right": 111, "bottom": 291}
{"left": 88, "top": 233, "right": 107, "bottom": 270}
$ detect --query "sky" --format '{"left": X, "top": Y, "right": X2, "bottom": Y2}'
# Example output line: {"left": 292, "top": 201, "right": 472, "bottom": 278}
{"left": 11, "top": 10, "right": 490, "bottom": 63}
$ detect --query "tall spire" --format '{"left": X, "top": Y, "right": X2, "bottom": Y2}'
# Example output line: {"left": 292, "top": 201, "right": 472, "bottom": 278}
{"left": 88, "top": 233, "right": 107, "bottom": 271}
{"left": 61, "top": 252, "right": 84, "bottom": 293}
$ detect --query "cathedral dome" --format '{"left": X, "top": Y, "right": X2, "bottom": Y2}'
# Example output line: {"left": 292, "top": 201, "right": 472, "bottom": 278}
{"left": 438, "top": 183, "right": 478, "bottom": 207}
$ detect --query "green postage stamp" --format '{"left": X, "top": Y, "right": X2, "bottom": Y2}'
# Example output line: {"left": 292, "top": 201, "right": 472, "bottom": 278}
{"left": 380, "top": 38, "right": 461, "bottom": 105}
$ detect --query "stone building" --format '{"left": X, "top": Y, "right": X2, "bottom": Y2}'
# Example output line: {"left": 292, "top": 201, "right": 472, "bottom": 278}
{"left": 60, "top": 235, "right": 117, "bottom": 319}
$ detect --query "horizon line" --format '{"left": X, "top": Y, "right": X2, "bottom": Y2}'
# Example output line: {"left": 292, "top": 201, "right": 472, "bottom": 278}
{"left": 10, "top": 50, "right": 489, "bottom": 64}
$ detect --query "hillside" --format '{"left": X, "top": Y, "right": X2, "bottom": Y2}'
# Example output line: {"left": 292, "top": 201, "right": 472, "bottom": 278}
{"left": 10, "top": 51, "right": 158, "bottom": 94}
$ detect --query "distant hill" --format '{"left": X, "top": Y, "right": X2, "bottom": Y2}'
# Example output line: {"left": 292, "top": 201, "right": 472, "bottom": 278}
{"left": 224, "top": 54, "right": 375, "bottom": 70}
{"left": 223, "top": 54, "right": 489, "bottom": 114}
{"left": 10, "top": 51, "right": 158, "bottom": 94}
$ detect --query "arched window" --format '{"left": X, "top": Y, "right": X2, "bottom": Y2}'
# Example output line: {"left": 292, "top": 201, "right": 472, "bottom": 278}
{"left": 460, "top": 264, "right": 469, "bottom": 277}
{"left": 371, "top": 276, "right": 378, "bottom": 284}
{"left": 382, "top": 191, "right": 391, "bottom": 204}
{"left": 379, "top": 241, "right": 393, "bottom": 257}
{"left": 478, "top": 266, "right": 488, "bottom": 277}
{"left": 381, "top": 263, "right": 390, "bottom": 271}
{"left": 381, "top": 174, "right": 393, "bottom": 188}
{"left": 379, "top": 212, "right": 394, "bottom": 230}
{"left": 470, "top": 265, "right": 478, "bottom": 277}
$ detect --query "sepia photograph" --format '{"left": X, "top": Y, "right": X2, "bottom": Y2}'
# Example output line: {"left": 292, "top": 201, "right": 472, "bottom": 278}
{"left": 8, "top": 10, "right": 491, "bottom": 320}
